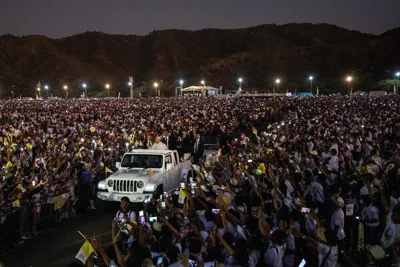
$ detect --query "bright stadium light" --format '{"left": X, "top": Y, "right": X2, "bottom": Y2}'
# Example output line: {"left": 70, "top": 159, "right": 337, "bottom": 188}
{"left": 346, "top": 76, "right": 353, "bottom": 95}
{"left": 105, "top": 84, "right": 111, "bottom": 97}
{"left": 309, "top": 76, "right": 314, "bottom": 94}
{"left": 238, "top": 77, "right": 243, "bottom": 87}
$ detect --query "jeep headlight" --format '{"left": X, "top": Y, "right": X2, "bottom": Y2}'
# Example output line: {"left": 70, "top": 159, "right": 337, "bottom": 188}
{"left": 144, "top": 184, "right": 156, "bottom": 192}
{"left": 107, "top": 180, "right": 114, "bottom": 187}
{"left": 137, "top": 181, "right": 144, "bottom": 188}
{"left": 98, "top": 180, "right": 106, "bottom": 190}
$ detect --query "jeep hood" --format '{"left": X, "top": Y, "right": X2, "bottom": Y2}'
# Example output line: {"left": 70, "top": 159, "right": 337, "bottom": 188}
{"left": 109, "top": 169, "right": 160, "bottom": 181}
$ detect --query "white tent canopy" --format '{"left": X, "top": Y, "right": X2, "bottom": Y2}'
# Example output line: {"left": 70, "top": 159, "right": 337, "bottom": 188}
{"left": 182, "top": 86, "right": 220, "bottom": 92}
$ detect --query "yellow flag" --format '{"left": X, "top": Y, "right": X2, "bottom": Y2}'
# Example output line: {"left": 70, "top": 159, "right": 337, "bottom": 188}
{"left": 27, "top": 143, "right": 33, "bottom": 150}
{"left": 75, "top": 240, "right": 95, "bottom": 264}
{"left": 179, "top": 188, "right": 186, "bottom": 197}
{"left": 130, "top": 131, "right": 136, "bottom": 143}
{"left": 259, "top": 164, "right": 266, "bottom": 174}
{"left": 105, "top": 167, "right": 113, "bottom": 173}
{"left": 7, "top": 133, "right": 12, "bottom": 143}
{"left": 5, "top": 161, "right": 12, "bottom": 169}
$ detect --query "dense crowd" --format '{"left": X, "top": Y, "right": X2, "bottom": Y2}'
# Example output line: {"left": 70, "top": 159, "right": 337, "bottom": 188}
{"left": 1, "top": 95, "right": 400, "bottom": 266}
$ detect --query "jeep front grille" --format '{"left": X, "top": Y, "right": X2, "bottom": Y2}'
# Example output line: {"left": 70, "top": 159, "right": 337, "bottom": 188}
{"left": 113, "top": 180, "right": 137, "bottom": 192}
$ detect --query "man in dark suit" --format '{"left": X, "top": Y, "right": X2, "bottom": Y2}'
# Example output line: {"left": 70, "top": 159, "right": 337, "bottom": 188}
{"left": 179, "top": 131, "right": 192, "bottom": 161}
{"left": 161, "top": 129, "right": 178, "bottom": 150}
{"left": 189, "top": 126, "right": 197, "bottom": 141}
{"left": 192, "top": 133, "right": 204, "bottom": 164}
{"left": 161, "top": 129, "right": 170, "bottom": 148}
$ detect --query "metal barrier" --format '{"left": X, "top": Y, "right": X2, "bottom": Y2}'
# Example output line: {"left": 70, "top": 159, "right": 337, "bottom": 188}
{"left": 0, "top": 206, "right": 27, "bottom": 252}
{"left": 0, "top": 192, "right": 71, "bottom": 255}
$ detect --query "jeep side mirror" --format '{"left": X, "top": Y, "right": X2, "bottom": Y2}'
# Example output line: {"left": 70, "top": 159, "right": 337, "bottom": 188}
{"left": 166, "top": 163, "right": 173, "bottom": 170}
{"left": 116, "top": 162, "right": 121, "bottom": 170}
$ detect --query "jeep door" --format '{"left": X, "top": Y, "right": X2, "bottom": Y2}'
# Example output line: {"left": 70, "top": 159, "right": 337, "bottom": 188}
{"left": 164, "top": 154, "right": 175, "bottom": 191}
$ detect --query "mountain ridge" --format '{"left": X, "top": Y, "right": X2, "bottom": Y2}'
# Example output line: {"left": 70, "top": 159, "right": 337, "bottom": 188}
{"left": 0, "top": 23, "right": 399, "bottom": 97}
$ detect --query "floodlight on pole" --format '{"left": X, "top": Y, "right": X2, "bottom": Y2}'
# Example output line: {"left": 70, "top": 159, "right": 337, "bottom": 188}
{"left": 238, "top": 77, "right": 243, "bottom": 87}
{"left": 154, "top": 82, "right": 159, "bottom": 96}
{"left": 82, "top": 83, "right": 87, "bottom": 97}
{"left": 44, "top": 85, "right": 49, "bottom": 98}
{"left": 346, "top": 76, "right": 353, "bottom": 95}
{"left": 105, "top": 84, "right": 110, "bottom": 97}
{"left": 309, "top": 76, "right": 314, "bottom": 94}
{"left": 275, "top": 78, "right": 281, "bottom": 93}
{"left": 201, "top": 80, "right": 206, "bottom": 95}
{"left": 63, "top": 85, "right": 69, "bottom": 98}
{"left": 395, "top": 72, "right": 400, "bottom": 94}
{"left": 178, "top": 80, "right": 184, "bottom": 96}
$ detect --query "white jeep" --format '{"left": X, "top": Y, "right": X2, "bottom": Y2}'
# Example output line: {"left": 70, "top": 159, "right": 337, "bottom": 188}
{"left": 97, "top": 149, "right": 193, "bottom": 203}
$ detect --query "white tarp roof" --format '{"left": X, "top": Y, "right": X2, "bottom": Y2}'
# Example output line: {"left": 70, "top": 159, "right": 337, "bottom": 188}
{"left": 182, "top": 86, "right": 220, "bottom": 92}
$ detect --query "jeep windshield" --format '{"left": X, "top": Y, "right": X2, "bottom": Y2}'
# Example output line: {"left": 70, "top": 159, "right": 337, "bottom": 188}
{"left": 121, "top": 154, "right": 163, "bottom": 169}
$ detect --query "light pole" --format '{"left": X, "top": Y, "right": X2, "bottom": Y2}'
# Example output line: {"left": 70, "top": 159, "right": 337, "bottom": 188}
{"left": 154, "top": 82, "right": 159, "bottom": 97}
{"left": 128, "top": 81, "right": 133, "bottom": 98}
{"left": 201, "top": 80, "right": 206, "bottom": 96}
{"left": 105, "top": 84, "right": 110, "bottom": 97}
{"left": 37, "top": 87, "right": 41, "bottom": 98}
{"left": 44, "top": 85, "right": 49, "bottom": 98}
{"left": 275, "top": 79, "right": 281, "bottom": 93}
{"left": 179, "top": 80, "right": 184, "bottom": 97}
{"left": 82, "top": 83, "right": 87, "bottom": 97}
{"left": 238, "top": 77, "right": 243, "bottom": 88}
{"left": 63, "top": 85, "right": 68, "bottom": 98}
{"left": 396, "top": 72, "right": 400, "bottom": 94}
{"left": 309, "top": 76, "right": 314, "bottom": 94}
{"left": 346, "top": 76, "right": 353, "bottom": 95}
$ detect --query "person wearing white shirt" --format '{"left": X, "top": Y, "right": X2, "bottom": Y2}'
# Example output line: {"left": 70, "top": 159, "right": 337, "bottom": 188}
{"left": 264, "top": 230, "right": 286, "bottom": 267}
{"left": 326, "top": 149, "right": 339, "bottom": 173}
{"left": 298, "top": 228, "right": 338, "bottom": 267}
{"left": 151, "top": 137, "right": 169, "bottom": 150}
{"left": 330, "top": 197, "right": 345, "bottom": 251}
{"left": 362, "top": 199, "right": 380, "bottom": 245}
{"left": 381, "top": 205, "right": 400, "bottom": 249}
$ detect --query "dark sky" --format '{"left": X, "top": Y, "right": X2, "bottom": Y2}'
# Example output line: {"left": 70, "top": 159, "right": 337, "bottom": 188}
{"left": 1, "top": 0, "right": 399, "bottom": 38}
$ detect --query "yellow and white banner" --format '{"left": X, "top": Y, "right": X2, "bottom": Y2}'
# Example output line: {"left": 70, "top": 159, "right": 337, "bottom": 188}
{"left": 75, "top": 240, "right": 95, "bottom": 264}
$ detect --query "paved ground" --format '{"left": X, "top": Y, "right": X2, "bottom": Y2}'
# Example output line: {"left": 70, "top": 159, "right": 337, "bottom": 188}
{"left": 1, "top": 207, "right": 115, "bottom": 267}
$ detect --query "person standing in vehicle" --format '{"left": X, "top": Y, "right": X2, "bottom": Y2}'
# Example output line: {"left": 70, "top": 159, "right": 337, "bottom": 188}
{"left": 192, "top": 134, "right": 204, "bottom": 164}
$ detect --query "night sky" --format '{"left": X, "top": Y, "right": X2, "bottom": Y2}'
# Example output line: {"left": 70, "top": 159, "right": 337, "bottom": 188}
{"left": 1, "top": 0, "right": 399, "bottom": 38}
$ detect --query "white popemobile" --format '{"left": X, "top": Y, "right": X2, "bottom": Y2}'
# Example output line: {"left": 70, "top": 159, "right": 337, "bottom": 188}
{"left": 97, "top": 149, "right": 193, "bottom": 203}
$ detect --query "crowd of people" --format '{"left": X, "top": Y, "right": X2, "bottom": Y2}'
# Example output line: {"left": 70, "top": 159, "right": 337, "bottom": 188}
{"left": 0, "top": 95, "right": 400, "bottom": 266}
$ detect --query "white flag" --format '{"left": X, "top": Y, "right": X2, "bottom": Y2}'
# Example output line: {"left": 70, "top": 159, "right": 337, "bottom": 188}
{"left": 75, "top": 240, "right": 95, "bottom": 264}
